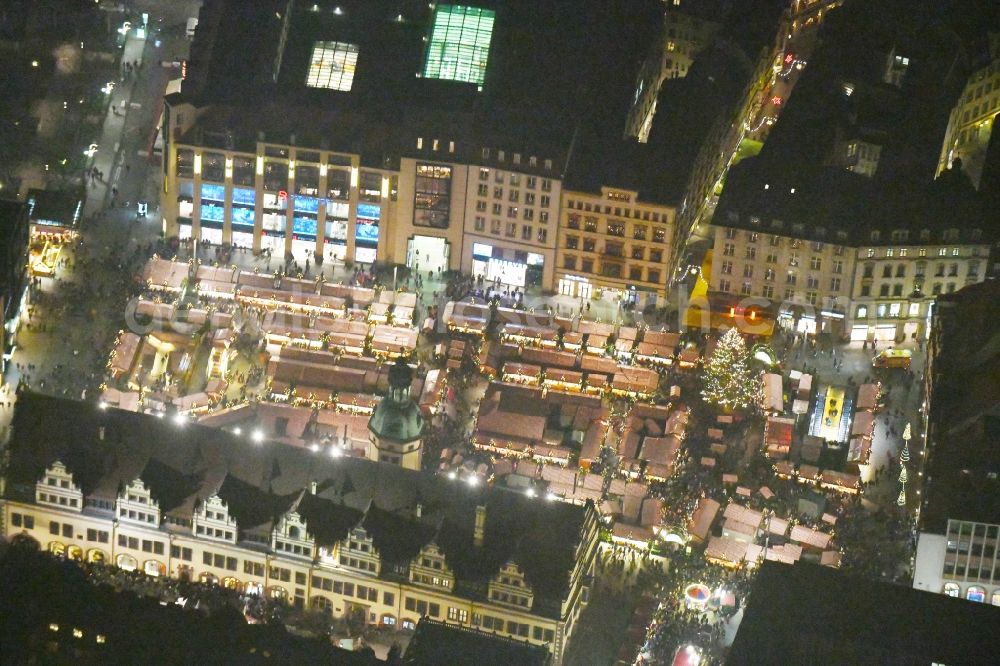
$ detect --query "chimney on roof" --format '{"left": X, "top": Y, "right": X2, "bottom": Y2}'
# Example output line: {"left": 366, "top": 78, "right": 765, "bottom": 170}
{"left": 98, "top": 426, "right": 105, "bottom": 441}
{"left": 474, "top": 504, "right": 486, "bottom": 547}
{"left": 415, "top": 503, "right": 422, "bottom": 519}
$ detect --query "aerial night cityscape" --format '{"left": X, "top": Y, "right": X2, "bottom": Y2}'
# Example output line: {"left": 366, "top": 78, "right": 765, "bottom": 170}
{"left": 0, "top": 0, "right": 999, "bottom": 663}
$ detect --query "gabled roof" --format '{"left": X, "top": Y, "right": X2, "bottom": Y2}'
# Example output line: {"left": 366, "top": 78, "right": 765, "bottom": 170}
{"left": 4, "top": 393, "right": 591, "bottom": 614}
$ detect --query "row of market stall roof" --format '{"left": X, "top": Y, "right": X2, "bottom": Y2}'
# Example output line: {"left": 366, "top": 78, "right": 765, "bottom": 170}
{"left": 762, "top": 375, "right": 881, "bottom": 489}
{"left": 263, "top": 312, "right": 418, "bottom": 358}
{"left": 490, "top": 459, "right": 667, "bottom": 548}
{"left": 444, "top": 300, "right": 704, "bottom": 365}
{"left": 690, "top": 498, "right": 841, "bottom": 570}
{"left": 142, "top": 257, "right": 417, "bottom": 323}
{"left": 495, "top": 344, "right": 661, "bottom": 398}
{"left": 472, "top": 382, "right": 609, "bottom": 466}
{"left": 266, "top": 345, "right": 436, "bottom": 406}
{"left": 472, "top": 380, "right": 690, "bottom": 485}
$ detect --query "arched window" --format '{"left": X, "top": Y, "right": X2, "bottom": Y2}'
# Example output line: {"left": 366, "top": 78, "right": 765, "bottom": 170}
{"left": 288, "top": 526, "right": 300, "bottom": 539}
{"left": 966, "top": 586, "right": 986, "bottom": 602}
{"left": 991, "top": 590, "right": 1000, "bottom": 607}
{"left": 943, "top": 583, "right": 960, "bottom": 597}
{"left": 10, "top": 534, "right": 39, "bottom": 550}
{"left": 87, "top": 549, "right": 106, "bottom": 563}
{"left": 66, "top": 545, "right": 83, "bottom": 561}
{"left": 48, "top": 542, "right": 66, "bottom": 556}
{"left": 144, "top": 560, "right": 164, "bottom": 577}
{"left": 381, "top": 614, "right": 396, "bottom": 626}
{"left": 116, "top": 554, "right": 138, "bottom": 571}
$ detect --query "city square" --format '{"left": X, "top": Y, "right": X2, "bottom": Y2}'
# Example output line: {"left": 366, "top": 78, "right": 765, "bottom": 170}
{"left": 0, "top": 0, "right": 998, "bottom": 664}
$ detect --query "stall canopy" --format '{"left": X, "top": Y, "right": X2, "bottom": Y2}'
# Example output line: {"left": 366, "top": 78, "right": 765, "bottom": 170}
{"left": 763, "top": 373, "right": 784, "bottom": 413}
{"left": 856, "top": 383, "right": 880, "bottom": 412}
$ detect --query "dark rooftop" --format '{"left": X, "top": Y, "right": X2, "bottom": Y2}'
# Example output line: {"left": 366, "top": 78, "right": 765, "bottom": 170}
{"left": 403, "top": 618, "right": 551, "bottom": 666}
{"left": 724, "top": 0, "right": 1000, "bottom": 207}
{"left": 25, "top": 188, "right": 82, "bottom": 228}
{"left": 0, "top": 545, "right": 383, "bottom": 665}
{"left": 728, "top": 561, "right": 1000, "bottom": 665}
{"left": 5, "top": 393, "right": 592, "bottom": 615}
{"left": 0, "top": 199, "right": 27, "bottom": 249}
{"left": 177, "top": 0, "right": 660, "bottom": 161}
{"left": 714, "top": 158, "right": 997, "bottom": 246}
{"left": 920, "top": 279, "right": 1000, "bottom": 533}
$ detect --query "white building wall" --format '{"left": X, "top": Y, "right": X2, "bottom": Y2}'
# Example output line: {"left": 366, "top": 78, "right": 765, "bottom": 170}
{"left": 913, "top": 531, "right": 947, "bottom": 595}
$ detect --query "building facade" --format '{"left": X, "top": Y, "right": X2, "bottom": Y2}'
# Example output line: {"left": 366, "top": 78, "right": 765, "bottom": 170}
{"left": 459, "top": 150, "right": 562, "bottom": 290}
{"left": 0, "top": 199, "right": 30, "bottom": 374}
{"left": 161, "top": 105, "right": 565, "bottom": 291}
{"left": 708, "top": 223, "right": 853, "bottom": 337}
{"left": 708, "top": 218, "right": 992, "bottom": 341}
{"left": 556, "top": 187, "right": 675, "bottom": 309}
{"left": 914, "top": 519, "right": 1000, "bottom": 606}
{"left": 1, "top": 396, "right": 601, "bottom": 665}
{"left": 911, "top": 280, "right": 1000, "bottom": 607}
{"left": 937, "top": 37, "right": 1000, "bottom": 188}
{"left": 847, "top": 231, "right": 989, "bottom": 343}
{"left": 625, "top": 5, "right": 721, "bottom": 143}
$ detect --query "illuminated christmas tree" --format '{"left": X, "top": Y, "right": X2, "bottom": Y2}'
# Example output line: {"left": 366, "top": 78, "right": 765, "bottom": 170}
{"left": 702, "top": 327, "right": 761, "bottom": 412}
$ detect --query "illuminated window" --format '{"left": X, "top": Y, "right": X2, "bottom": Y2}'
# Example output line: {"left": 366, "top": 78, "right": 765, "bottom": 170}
{"left": 414, "top": 163, "right": 453, "bottom": 228}
{"left": 423, "top": 5, "right": 496, "bottom": 86}
{"left": 306, "top": 42, "right": 358, "bottom": 91}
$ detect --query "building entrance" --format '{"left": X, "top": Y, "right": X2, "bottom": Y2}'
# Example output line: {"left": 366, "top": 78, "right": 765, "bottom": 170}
{"left": 408, "top": 236, "right": 449, "bottom": 273}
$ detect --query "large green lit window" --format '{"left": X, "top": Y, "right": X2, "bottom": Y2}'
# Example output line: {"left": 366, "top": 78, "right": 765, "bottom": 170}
{"left": 422, "top": 5, "right": 495, "bottom": 87}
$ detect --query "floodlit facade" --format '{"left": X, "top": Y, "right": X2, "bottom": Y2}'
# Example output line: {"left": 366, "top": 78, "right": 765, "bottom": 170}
{"left": 556, "top": 187, "right": 675, "bottom": 308}
{"left": 847, "top": 233, "right": 989, "bottom": 342}
{"left": 161, "top": 115, "right": 566, "bottom": 289}
{"left": 708, "top": 224, "right": 854, "bottom": 337}
{"left": 708, "top": 219, "right": 992, "bottom": 341}
{"left": 461, "top": 151, "right": 561, "bottom": 290}
{"left": 937, "top": 40, "right": 1000, "bottom": 188}
{"left": 1, "top": 394, "right": 601, "bottom": 665}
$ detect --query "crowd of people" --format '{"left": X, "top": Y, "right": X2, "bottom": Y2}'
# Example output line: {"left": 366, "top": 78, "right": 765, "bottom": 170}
{"left": 9, "top": 234, "right": 163, "bottom": 404}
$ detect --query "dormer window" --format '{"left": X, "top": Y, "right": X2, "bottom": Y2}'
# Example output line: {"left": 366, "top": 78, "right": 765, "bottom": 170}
{"left": 409, "top": 543, "right": 454, "bottom": 591}
{"left": 487, "top": 561, "right": 534, "bottom": 610}
{"left": 192, "top": 495, "right": 238, "bottom": 543}
{"left": 36, "top": 461, "right": 83, "bottom": 512}
{"left": 272, "top": 511, "right": 314, "bottom": 558}
{"left": 116, "top": 479, "right": 161, "bottom": 526}
{"left": 339, "top": 527, "right": 380, "bottom": 574}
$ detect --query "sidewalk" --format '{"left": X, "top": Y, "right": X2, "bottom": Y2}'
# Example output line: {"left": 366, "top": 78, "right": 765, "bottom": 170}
{"left": 83, "top": 30, "right": 149, "bottom": 219}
